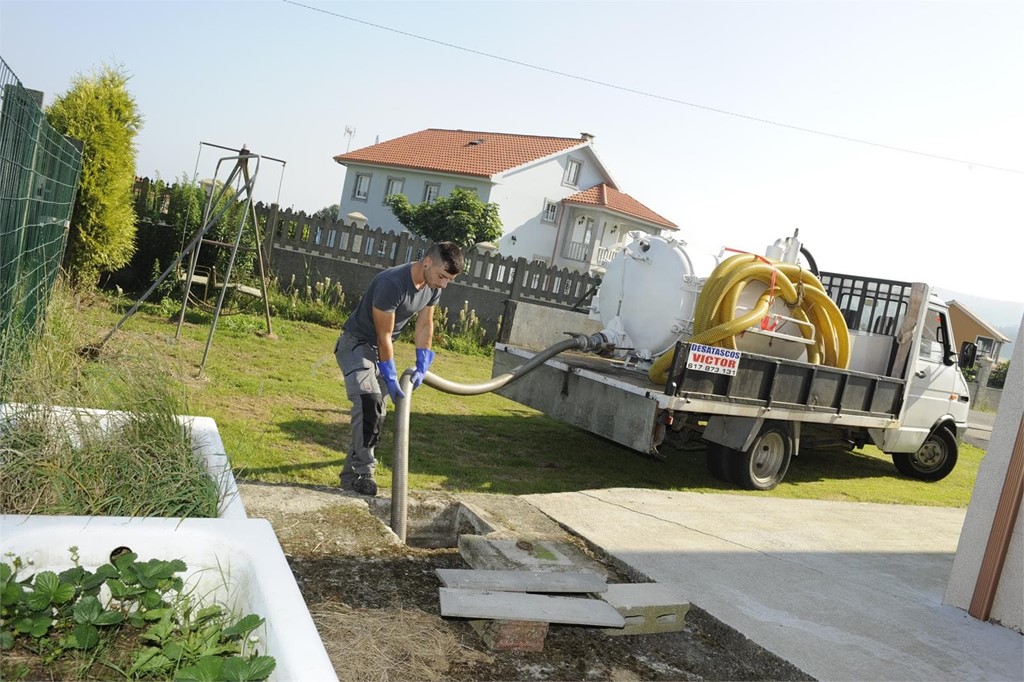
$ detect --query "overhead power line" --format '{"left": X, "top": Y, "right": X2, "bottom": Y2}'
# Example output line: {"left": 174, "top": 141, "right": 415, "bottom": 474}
{"left": 283, "top": 0, "right": 1024, "bottom": 175}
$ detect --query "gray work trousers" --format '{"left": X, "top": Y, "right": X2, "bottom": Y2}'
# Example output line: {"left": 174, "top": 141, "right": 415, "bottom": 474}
{"left": 335, "top": 332, "right": 387, "bottom": 486}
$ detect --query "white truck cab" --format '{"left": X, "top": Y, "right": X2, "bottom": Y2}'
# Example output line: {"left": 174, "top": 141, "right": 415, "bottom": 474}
{"left": 875, "top": 294, "right": 973, "bottom": 480}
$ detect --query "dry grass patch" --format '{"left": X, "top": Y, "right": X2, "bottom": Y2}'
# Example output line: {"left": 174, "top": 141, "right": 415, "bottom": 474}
{"left": 310, "top": 603, "right": 493, "bottom": 682}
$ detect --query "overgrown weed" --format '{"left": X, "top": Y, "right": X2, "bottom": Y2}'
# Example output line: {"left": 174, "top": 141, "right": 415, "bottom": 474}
{"left": 0, "top": 279, "right": 220, "bottom": 517}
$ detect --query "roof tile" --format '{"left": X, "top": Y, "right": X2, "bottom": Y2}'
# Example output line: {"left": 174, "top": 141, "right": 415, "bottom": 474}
{"left": 564, "top": 184, "right": 678, "bottom": 230}
{"left": 334, "top": 128, "right": 586, "bottom": 177}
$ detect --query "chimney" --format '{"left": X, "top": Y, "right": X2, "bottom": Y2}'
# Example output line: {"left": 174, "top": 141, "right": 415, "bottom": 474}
{"left": 580, "top": 132, "right": 594, "bottom": 142}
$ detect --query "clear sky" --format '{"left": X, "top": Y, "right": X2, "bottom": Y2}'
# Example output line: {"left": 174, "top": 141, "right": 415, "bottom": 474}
{"left": 2, "top": 0, "right": 1022, "bottom": 303}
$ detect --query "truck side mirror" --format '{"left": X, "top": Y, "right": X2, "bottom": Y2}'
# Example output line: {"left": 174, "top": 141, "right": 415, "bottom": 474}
{"left": 958, "top": 341, "right": 977, "bottom": 370}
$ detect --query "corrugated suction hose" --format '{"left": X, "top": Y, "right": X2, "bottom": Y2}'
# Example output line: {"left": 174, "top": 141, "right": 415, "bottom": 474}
{"left": 648, "top": 253, "right": 849, "bottom": 385}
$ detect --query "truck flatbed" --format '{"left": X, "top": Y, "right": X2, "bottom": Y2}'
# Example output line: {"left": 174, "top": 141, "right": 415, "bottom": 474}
{"left": 494, "top": 342, "right": 904, "bottom": 455}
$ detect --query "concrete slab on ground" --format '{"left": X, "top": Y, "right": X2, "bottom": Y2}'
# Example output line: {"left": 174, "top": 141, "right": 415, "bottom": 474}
{"left": 523, "top": 489, "right": 1024, "bottom": 682}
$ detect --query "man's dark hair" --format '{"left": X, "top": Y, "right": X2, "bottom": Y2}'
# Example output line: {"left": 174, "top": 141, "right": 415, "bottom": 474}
{"left": 426, "top": 242, "right": 464, "bottom": 275}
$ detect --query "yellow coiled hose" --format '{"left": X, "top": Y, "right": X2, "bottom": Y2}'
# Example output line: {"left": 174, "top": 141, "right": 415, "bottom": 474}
{"left": 648, "top": 253, "right": 850, "bottom": 384}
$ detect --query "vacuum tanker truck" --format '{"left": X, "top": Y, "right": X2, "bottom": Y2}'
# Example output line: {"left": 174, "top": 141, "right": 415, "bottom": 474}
{"left": 491, "top": 231, "right": 977, "bottom": 490}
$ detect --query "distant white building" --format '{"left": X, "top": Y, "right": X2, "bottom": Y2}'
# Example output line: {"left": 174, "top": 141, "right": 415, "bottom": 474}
{"left": 333, "top": 128, "right": 677, "bottom": 274}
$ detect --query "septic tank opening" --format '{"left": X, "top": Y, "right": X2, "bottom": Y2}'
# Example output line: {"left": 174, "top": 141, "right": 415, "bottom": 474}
{"left": 366, "top": 497, "right": 492, "bottom": 548}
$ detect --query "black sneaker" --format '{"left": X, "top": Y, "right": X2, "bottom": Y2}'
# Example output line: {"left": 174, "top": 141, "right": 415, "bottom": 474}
{"left": 350, "top": 474, "right": 378, "bottom": 497}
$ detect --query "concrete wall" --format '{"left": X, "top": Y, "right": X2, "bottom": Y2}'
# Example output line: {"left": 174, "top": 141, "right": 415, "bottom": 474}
{"left": 945, "top": 314, "right": 1024, "bottom": 632}
{"left": 968, "top": 382, "right": 1003, "bottom": 413}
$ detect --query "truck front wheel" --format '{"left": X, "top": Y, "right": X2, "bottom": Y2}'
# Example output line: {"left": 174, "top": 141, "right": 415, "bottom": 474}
{"left": 892, "top": 428, "right": 958, "bottom": 482}
{"left": 730, "top": 425, "right": 793, "bottom": 491}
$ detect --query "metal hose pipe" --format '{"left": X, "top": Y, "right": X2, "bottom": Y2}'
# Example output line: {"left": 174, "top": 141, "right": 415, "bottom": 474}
{"left": 389, "top": 332, "right": 612, "bottom": 542}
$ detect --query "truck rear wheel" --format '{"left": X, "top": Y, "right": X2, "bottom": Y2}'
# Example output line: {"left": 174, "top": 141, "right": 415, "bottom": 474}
{"left": 892, "top": 428, "right": 958, "bottom": 482}
{"left": 706, "top": 442, "right": 736, "bottom": 483}
{"left": 730, "top": 425, "right": 793, "bottom": 491}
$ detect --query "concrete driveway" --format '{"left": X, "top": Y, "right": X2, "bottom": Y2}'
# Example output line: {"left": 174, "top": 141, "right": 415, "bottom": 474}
{"left": 524, "top": 489, "right": 1024, "bottom": 682}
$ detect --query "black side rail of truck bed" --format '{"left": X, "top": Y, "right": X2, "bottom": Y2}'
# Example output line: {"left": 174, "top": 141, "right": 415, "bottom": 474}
{"left": 663, "top": 342, "right": 906, "bottom": 419}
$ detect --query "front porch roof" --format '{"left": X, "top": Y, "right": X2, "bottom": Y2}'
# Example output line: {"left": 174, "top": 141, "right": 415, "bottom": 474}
{"left": 563, "top": 183, "right": 678, "bottom": 230}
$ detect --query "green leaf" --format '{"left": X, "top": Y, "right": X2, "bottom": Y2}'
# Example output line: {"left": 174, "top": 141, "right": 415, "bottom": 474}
{"left": 141, "top": 613, "right": 175, "bottom": 644}
{"left": 24, "top": 590, "right": 52, "bottom": 612}
{"left": 73, "top": 623, "right": 100, "bottom": 650}
{"left": 94, "top": 608, "right": 124, "bottom": 626}
{"left": 32, "top": 571, "right": 60, "bottom": 595}
{"left": 74, "top": 595, "right": 102, "bottom": 624}
{"left": 0, "top": 630, "right": 14, "bottom": 650}
{"left": 128, "top": 647, "right": 172, "bottom": 675}
{"left": 143, "top": 606, "right": 172, "bottom": 621}
{"left": 194, "top": 604, "right": 224, "bottom": 623}
{"left": 27, "top": 570, "right": 73, "bottom": 610}
{"left": 134, "top": 558, "right": 186, "bottom": 589}
{"left": 175, "top": 655, "right": 224, "bottom": 682}
{"left": 112, "top": 550, "right": 138, "bottom": 575}
{"left": 245, "top": 656, "right": 276, "bottom": 681}
{"left": 83, "top": 564, "right": 117, "bottom": 591}
{"left": 58, "top": 565, "right": 88, "bottom": 585}
{"left": 221, "top": 654, "right": 277, "bottom": 682}
{"left": 0, "top": 563, "right": 12, "bottom": 587}
{"left": 15, "top": 614, "right": 52, "bottom": 638}
{"left": 220, "top": 614, "right": 263, "bottom": 639}
{"left": 1, "top": 581, "right": 24, "bottom": 607}
{"left": 162, "top": 640, "right": 184, "bottom": 663}
{"left": 221, "top": 657, "right": 250, "bottom": 681}
{"left": 108, "top": 578, "right": 144, "bottom": 601}
{"left": 141, "top": 589, "right": 164, "bottom": 609}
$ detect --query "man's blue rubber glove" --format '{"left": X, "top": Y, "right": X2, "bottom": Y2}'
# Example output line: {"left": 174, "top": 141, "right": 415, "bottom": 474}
{"left": 376, "top": 359, "right": 405, "bottom": 403}
{"left": 411, "top": 348, "right": 436, "bottom": 389}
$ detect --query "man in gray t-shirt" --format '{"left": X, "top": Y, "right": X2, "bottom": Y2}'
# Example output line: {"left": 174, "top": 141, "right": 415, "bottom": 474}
{"left": 334, "top": 242, "right": 464, "bottom": 496}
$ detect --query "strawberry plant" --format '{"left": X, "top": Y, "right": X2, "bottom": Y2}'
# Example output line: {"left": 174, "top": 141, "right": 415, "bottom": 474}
{"left": 0, "top": 548, "right": 275, "bottom": 681}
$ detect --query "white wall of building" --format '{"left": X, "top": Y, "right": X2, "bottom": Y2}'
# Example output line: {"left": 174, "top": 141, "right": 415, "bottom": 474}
{"left": 338, "top": 164, "right": 493, "bottom": 234}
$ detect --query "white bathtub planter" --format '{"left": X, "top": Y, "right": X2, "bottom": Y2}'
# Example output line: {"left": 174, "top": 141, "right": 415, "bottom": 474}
{"left": 0, "top": 405, "right": 337, "bottom": 682}
{"left": 0, "top": 404, "right": 245, "bottom": 519}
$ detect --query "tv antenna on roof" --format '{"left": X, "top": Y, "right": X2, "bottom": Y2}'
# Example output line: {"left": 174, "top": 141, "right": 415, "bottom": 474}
{"left": 344, "top": 125, "right": 356, "bottom": 152}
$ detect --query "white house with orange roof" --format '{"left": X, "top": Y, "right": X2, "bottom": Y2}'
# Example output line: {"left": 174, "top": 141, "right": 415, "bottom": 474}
{"left": 332, "top": 128, "right": 677, "bottom": 274}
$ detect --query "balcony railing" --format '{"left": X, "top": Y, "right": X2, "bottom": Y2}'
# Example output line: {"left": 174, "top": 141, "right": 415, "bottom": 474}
{"left": 562, "top": 240, "right": 590, "bottom": 262}
{"left": 563, "top": 241, "right": 618, "bottom": 266}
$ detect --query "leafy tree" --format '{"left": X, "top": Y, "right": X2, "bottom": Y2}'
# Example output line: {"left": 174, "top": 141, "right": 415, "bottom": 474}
{"left": 384, "top": 188, "right": 501, "bottom": 249}
{"left": 313, "top": 204, "right": 339, "bottom": 221}
{"left": 46, "top": 63, "right": 143, "bottom": 285}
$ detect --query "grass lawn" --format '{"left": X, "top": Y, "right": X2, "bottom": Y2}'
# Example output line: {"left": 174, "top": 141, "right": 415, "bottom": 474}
{"left": 82, "top": 293, "right": 983, "bottom": 508}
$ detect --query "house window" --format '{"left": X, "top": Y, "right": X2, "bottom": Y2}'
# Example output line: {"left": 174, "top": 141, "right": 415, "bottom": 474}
{"left": 424, "top": 183, "right": 440, "bottom": 203}
{"left": 353, "top": 174, "right": 371, "bottom": 201}
{"left": 384, "top": 177, "right": 404, "bottom": 202}
{"left": 976, "top": 336, "right": 995, "bottom": 358}
{"left": 542, "top": 200, "right": 558, "bottom": 223}
{"left": 563, "top": 159, "right": 582, "bottom": 186}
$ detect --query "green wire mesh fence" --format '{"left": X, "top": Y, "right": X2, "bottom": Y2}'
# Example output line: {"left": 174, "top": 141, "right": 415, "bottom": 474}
{"left": 0, "top": 55, "right": 83, "bottom": 396}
